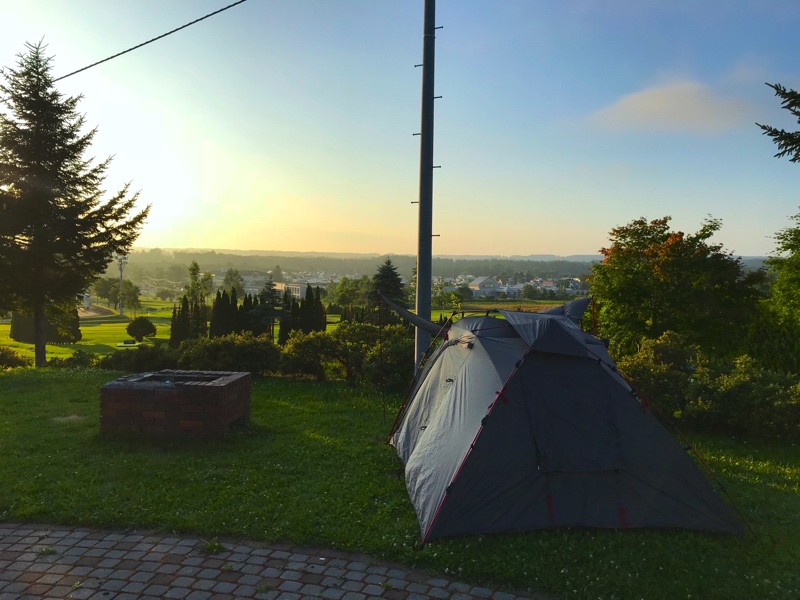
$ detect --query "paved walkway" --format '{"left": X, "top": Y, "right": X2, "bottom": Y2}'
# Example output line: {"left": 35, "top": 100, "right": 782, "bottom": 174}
{"left": 0, "top": 523, "right": 550, "bottom": 600}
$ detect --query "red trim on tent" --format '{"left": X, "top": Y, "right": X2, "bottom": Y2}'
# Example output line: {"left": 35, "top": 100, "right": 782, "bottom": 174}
{"left": 618, "top": 507, "right": 628, "bottom": 529}
{"left": 546, "top": 494, "right": 556, "bottom": 525}
{"left": 422, "top": 352, "right": 531, "bottom": 543}
{"left": 586, "top": 346, "right": 753, "bottom": 536}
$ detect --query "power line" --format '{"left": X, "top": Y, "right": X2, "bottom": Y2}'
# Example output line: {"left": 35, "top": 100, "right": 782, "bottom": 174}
{"left": 53, "top": 0, "right": 248, "bottom": 82}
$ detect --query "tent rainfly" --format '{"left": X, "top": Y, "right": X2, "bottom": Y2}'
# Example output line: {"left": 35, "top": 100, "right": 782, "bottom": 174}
{"left": 388, "top": 299, "right": 743, "bottom": 543}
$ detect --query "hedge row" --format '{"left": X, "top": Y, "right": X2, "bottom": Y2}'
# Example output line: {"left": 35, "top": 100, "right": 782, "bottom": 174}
{"left": 29, "top": 322, "right": 414, "bottom": 394}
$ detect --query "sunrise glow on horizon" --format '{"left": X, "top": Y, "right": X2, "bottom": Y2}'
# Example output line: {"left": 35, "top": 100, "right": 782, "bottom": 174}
{"left": 1, "top": 0, "right": 798, "bottom": 257}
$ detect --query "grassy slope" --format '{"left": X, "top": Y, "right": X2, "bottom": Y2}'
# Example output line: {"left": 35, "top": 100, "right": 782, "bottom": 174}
{"left": 0, "top": 369, "right": 797, "bottom": 600}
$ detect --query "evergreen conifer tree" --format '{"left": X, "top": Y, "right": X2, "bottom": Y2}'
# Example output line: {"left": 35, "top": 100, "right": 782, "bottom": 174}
{"left": 0, "top": 42, "right": 149, "bottom": 365}
{"left": 277, "top": 289, "right": 293, "bottom": 345}
{"left": 229, "top": 288, "right": 240, "bottom": 333}
{"left": 291, "top": 297, "right": 301, "bottom": 335}
{"left": 314, "top": 287, "right": 327, "bottom": 332}
{"left": 240, "top": 293, "right": 254, "bottom": 334}
{"left": 169, "top": 300, "right": 192, "bottom": 348}
{"left": 300, "top": 285, "right": 315, "bottom": 333}
{"left": 169, "top": 305, "right": 179, "bottom": 348}
{"left": 209, "top": 290, "right": 223, "bottom": 338}
{"left": 757, "top": 83, "right": 800, "bottom": 162}
{"left": 176, "top": 297, "right": 191, "bottom": 346}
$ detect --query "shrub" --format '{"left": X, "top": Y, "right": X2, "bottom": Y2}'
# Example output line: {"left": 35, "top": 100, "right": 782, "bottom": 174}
{"left": 178, "top": 333, "right": 280, "bottom": 375}
{"left": 98, "top": 344, "right": 179, "bottom": 373}
{"left": 279, "top": 322, "right": 414, "bottom": 391}
{"left": 617, "top": 332, "right": 800, "bottom": 441}
{"left": 126, "top": 316, "right": 157, "bottom": 342}
{"left": 743, "top": 303, "right": 800, "bottom": 374}
{"left": 48, "top": 350, "right": 98, "bottom": 369}
{"left": 616, "top": 331, "right": 705, "bottom": 418}
{"left": 688, "top": 355, "right": 800, "bottom": 441}
{"left": 0, "top": 346, "right": 33, "bottom": 369}
{"left": 281, "top": 331, "right": 336, "bottom": 381}
{"left": 364, "top": 325, "right": 414, "bottom": 394}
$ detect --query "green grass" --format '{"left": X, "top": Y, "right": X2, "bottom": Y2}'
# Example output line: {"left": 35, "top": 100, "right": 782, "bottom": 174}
{"left": 0, "top": 301, "right": 173, "bottom": 361}
{"left": 0, "top": 368, "right": 798, "bottom": 599}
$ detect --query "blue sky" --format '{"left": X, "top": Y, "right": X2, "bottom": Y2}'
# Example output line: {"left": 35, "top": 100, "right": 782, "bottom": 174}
{"left": 1, "top": 0, "right": 799, "bottom": 256}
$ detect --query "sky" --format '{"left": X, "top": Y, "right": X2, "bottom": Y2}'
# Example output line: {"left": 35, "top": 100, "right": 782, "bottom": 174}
{"left": 1, "top": 0, "right": 799, "bottom": 257}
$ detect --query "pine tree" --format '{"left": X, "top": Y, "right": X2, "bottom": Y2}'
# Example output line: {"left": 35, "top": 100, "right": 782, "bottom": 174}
{"left": 291, "top": 297, "right": 301, "bottom": 335}
{"left": 371, "top": 258, "right": 405, "bottom": 324}
{"left": 169, "top": 305, "right": 179, "bottom": 348}
{"left": 0, "top": 42, "right": 149, "bottom": 365}
{"left": 314, "top": 287, "right": 327, "bottom": 332}
{"left": 300, "top": 285, "right": 315, "bottom": 334}
{"left": 169, "top": 301, "right": 192, "bottom": 348}
{"left": 240, "top": 293, "right": 254, "bottom": 333}
{"left": 229, "top": 288, "right": 240, "bottom": 333}
{"left": 371, "top": 258, "right": 405, "bottom": 306}
{"left": 277, "top": 289, "right": 293, "bottom": 345}
{"left": 209, "top": 290, "right": 223, "bottom": 338}
{"left": 258, "top": 274, "right": 279, "bottom": 340}
{"left": 757, "top": 83, "right": 800, "bottom": 162}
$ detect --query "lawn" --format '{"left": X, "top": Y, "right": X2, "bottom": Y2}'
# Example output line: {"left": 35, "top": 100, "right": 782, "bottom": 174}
{"left": 0, "top": 368, "right": 797, "bottom": 600}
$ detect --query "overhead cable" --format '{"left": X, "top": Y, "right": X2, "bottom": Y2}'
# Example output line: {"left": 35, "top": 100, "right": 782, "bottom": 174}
{"left": 53, "top": 0, "right": 248, "bottom": 82}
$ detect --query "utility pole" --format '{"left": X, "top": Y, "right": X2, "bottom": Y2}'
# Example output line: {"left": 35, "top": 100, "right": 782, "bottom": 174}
{"left": 415, "top": 0, "right": 437, "bottom": 366}
{"left": 117, "top": 254, "right": 128, "bottom": 316}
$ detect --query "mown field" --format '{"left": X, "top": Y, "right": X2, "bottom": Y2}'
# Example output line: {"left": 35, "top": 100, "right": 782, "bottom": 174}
{"left": 0, "top": 368, "right": 798, "bottom": 600}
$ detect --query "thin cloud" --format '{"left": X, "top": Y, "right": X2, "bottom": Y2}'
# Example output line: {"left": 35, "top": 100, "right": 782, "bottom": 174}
{"left": 589, "top": 80, "right": 751, "bottom": 133}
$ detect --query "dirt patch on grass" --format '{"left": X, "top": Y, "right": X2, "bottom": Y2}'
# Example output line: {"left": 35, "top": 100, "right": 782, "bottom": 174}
{"left": 79, "top": 306, "right": 115, "bottom": 318}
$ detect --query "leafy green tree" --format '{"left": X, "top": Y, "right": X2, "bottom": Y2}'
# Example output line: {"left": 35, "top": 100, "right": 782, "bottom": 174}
{"left": 185, "top": 261, "right": 213, "bottom": 303}
{"left": 0, "top": 42, "right": 149, "bottom": 365}
{"left": 521, "top": 283, "right": 540, "bottom": 300}
{"left": 767, "top": 211, "right": 800, "bottom": 323}
{"left": 407, "top": 266, "right": 417, "bottom": 305}
{"left": 432, "top": 280, "right": 449, "bottom": 311}
{"left": 455, "top": 284, "right": 473, "bottom": 301}
{"left": 124, "top": 282, "right": 142, "bottom": 316}
{"left": 107, "top": 279, "right": 141, "bottom": 315}
{"left": 166, "top": 264, "right": 187, "bottom": 285}
{"left": 757, "top": 83, "right": 800, "bottom": 162}
{"left": 590, "top": 216, "right": 764, "bottom": 356}
{"left": 93, "top": 277, "right": 117, "bottom": 306}
{"left": 220, "top": 267, "right": 245, "bottom": 297}
{"left": 155, "top": 288, "right": 174, "bottom": 301}
{"left": 126, "top": 316, "right": 157, "bottom": 342}
{"left": 272, "top": 264, "right": 284, "bottom": 283}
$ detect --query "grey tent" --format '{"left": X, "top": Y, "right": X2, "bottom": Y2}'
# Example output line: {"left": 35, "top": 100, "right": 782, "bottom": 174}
{"left": 389, "top": 302, "right": 742, "bottom": 543}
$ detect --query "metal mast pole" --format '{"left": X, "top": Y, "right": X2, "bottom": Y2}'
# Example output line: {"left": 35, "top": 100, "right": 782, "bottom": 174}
{"left": 415, "top": 0, "right": 436, "bottom": 366}
{"left": 118, "top": 254, "right": 127, "bottom": 317}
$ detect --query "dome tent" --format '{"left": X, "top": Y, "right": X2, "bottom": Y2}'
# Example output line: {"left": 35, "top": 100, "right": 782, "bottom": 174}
{"left": 388, "top": 300, "right": 743, "bottom": 543}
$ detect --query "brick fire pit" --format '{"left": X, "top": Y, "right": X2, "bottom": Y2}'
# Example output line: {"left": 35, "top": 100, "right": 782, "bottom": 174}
{"left": 100, "top": 370, "right": 251, "bottom": 437}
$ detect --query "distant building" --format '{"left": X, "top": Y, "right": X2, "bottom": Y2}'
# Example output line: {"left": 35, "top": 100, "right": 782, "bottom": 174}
{"left": 468, "top": 276, "right": 502, "bottom": 298}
